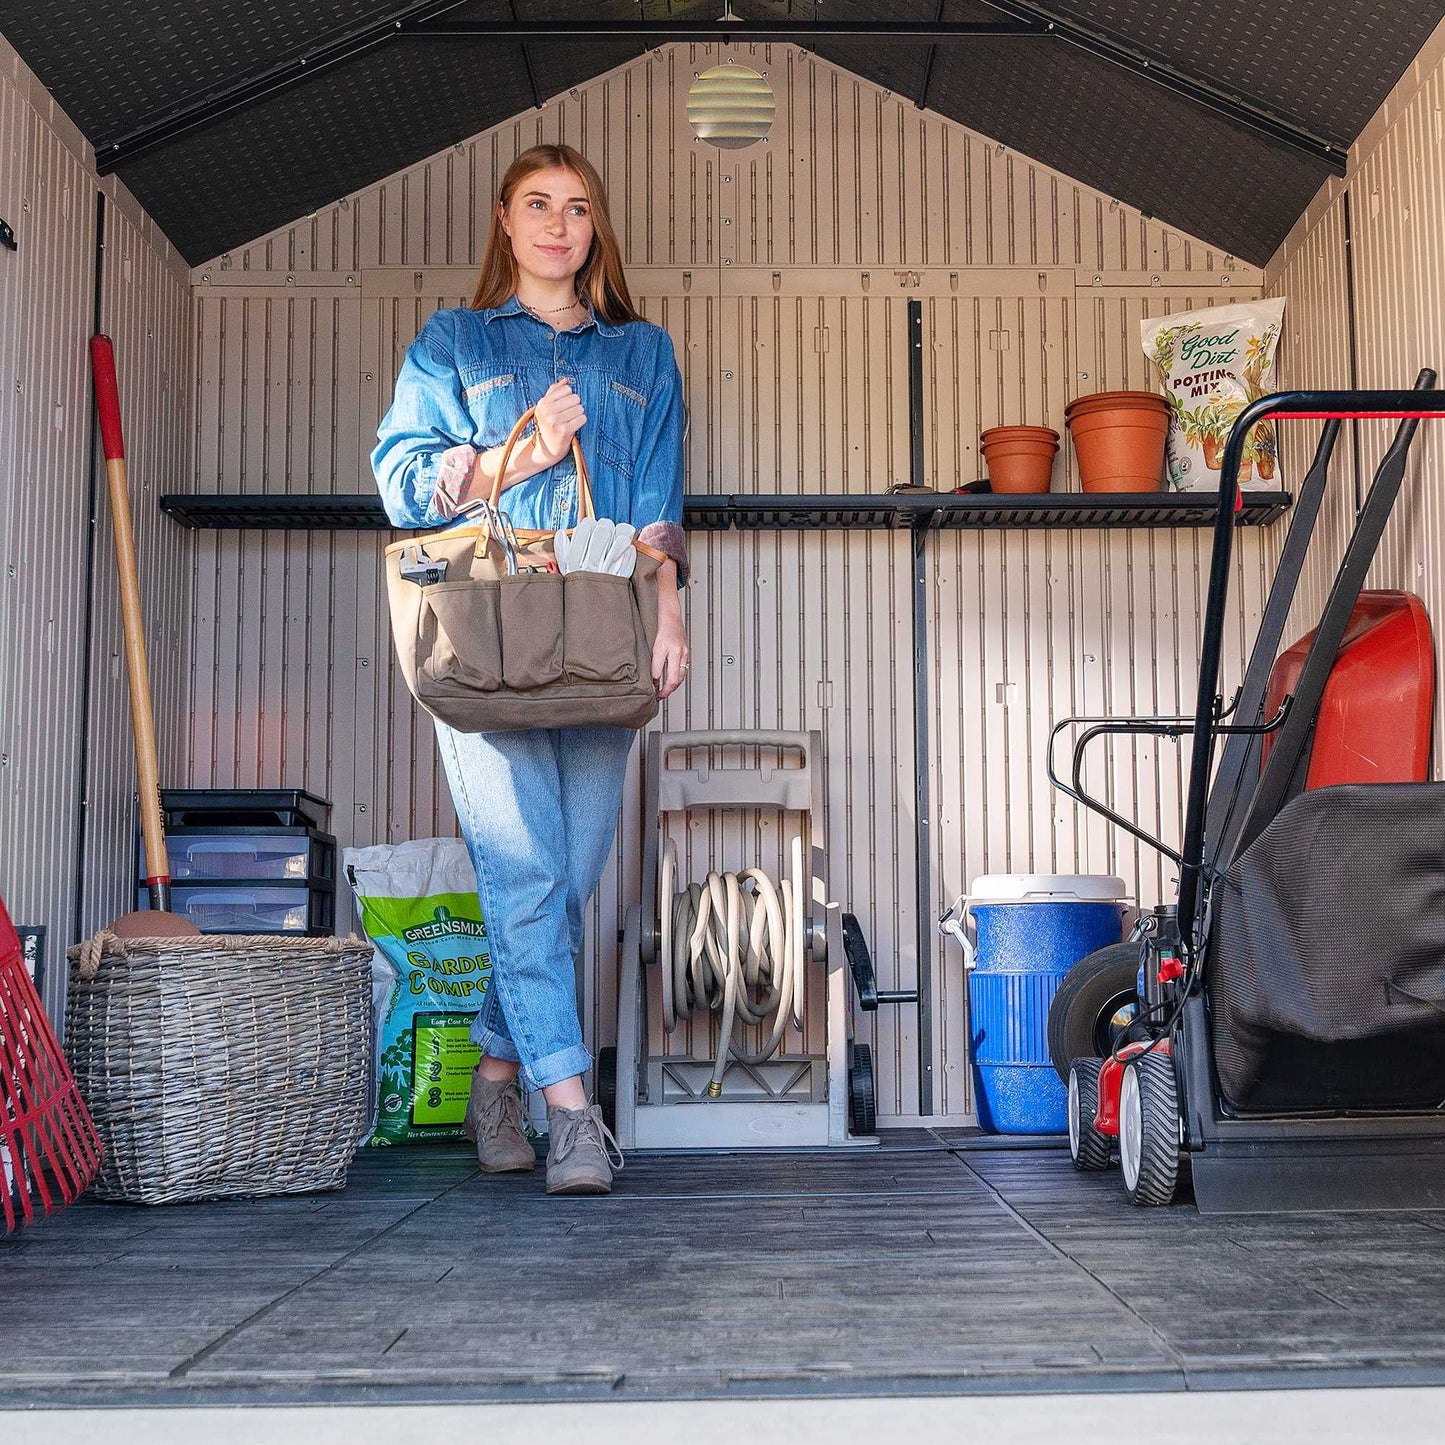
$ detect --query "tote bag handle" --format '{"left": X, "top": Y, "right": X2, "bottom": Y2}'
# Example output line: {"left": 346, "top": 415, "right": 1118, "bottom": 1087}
{"left": 471, "top": 406, "right": 595, "bottom": 520}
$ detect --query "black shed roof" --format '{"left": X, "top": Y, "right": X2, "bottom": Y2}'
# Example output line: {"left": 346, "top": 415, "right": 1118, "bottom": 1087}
{"left": 5, "top": 1, "right": 1440, "bottom": 267}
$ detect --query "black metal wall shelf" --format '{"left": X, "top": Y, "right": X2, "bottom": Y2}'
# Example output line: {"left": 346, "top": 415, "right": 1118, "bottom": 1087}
{"left": 159, "top": 490, "right": 1292, "bottom": 533}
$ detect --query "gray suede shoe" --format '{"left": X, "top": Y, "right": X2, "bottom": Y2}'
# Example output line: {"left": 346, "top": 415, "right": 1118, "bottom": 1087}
{"left": 545, "top": 1104, "right": 624, "bottom": 1195}
{"left": 463, "top": 1071, "right": 536, "bottom": 1173}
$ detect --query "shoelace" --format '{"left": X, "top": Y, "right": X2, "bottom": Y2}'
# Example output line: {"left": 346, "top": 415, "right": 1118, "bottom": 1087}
{"left": 476, "top": 1083, "right": 526, "bottom": 1142}
{"left": 552, "top": 1106, "right": 626, "bottom": 1171}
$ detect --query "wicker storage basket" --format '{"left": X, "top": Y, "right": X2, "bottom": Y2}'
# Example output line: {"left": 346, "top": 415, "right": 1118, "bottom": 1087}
{"left": 65, "top": 930, "right": 374, "bottom": 1205}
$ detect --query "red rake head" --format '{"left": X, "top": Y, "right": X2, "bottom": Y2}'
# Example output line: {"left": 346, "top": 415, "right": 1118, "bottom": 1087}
{"left": 0, "top": 899, "right": 103, "bottom": 1234}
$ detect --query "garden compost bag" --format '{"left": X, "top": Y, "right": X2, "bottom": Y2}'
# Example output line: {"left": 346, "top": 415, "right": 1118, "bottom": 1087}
{"left": 344, "top": 837, "right": 492, "bottom": 1146}
{"left": 1141, "top": 298, "right": 1285, "bottom": 492}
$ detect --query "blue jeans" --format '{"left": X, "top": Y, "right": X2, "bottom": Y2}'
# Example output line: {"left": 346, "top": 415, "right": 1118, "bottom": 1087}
{"left": 435, "top": 721, "right": 636, "bottom": 1091}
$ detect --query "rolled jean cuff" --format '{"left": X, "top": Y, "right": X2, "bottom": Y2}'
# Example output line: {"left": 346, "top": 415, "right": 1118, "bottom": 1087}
{"left": 522, "top": 1042, "right": 593, "bottom": 1093}
{"left": 472, "top": 1023, "right": 521, "bottom": 1065}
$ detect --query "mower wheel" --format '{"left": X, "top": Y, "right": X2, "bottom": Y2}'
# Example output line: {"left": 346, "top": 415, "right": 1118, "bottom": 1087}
{"left": 1119, "top": 1051, "right": 1180, "bottom": 1207}
{"left": 596, "top": 1046, "right": 618, "bottom": 1134}
{"left": 849, "top": 1042, "right": 877, "bottom": 1136}
{"left": 1047, "top": 942, "right": 1141, "bottom": 1081}
{"left": 1067, "top": 1058, "right": 1112, "bottom": 1171}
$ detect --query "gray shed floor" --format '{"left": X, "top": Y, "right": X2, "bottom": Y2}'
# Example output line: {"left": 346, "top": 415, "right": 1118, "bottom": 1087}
{"left": 5, "top": 1136, "right": 1445, "bottom": 1407}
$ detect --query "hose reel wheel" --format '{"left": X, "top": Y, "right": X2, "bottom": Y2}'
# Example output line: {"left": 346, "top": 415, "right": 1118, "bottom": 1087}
{"left": 848, "top": 1041, "right": 876, "bottom": 1135}
{"left": 596, "top": 1046, "right": 618, "bottom": 1134}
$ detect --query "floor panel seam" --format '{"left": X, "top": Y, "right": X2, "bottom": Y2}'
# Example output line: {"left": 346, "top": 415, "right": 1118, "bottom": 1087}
{"left": 165, "top": 1170, "right": 480, "bottom": 1380}
{"left": 945, "top": 1152, "right": 1190, "bottom": 1378}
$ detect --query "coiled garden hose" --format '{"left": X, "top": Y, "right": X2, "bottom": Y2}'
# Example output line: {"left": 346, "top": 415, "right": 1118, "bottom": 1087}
{"left": 658, "top": 835, "right": 807, "bottom": 1096}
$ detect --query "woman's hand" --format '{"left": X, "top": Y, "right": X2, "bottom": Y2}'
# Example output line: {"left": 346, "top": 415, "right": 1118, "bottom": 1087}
{"left": 652, "top": 559, "right": 690, "bottom": 700}
{"left": 532, "top": 379, "right": 587, "bottom": 467}
{"left": 653, "top": 616, "right": 690, "bottom": 700}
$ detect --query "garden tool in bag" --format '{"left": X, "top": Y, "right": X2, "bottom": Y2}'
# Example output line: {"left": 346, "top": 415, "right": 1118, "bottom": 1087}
{"left": 385, "top": 406, "right": 666, "bottom": 733}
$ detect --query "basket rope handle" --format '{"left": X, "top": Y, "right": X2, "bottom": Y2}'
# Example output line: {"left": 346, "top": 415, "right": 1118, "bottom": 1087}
{"left": 69, "top": 930, "right": 371, "bottom": 980}
{"left": 73, "top": 931, "right": 128, "bottom": 981}
{"left": 470, "top": 406, "right": 594, "bottom": 519}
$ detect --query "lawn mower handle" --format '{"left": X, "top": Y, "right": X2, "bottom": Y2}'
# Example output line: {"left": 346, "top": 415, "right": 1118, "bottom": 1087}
{"left": 1046, "top": 698, "right": 1291, "bottom": 867}
{"left": 1176, "top": 382, "right": 1445, "bottom": 952}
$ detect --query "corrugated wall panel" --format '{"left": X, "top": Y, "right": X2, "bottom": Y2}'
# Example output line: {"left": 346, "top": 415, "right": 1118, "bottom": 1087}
{"left": 1349, "top": 39, "right": 1445, "bottom": 757}
{"left": 187, "top": 43, "right": 1272, "bottom": 1123}
{"left": 924, "top": 284, "right": 1276, "bottom": 1118}
{"left": 0, "top": 33, "right": 191, "bottom": 1023}
{"left": 0, "top": 60, "right": 95, "bottom": 1011}
{"left": 1266, "top": 18, "right": 1445, "bottom": 772}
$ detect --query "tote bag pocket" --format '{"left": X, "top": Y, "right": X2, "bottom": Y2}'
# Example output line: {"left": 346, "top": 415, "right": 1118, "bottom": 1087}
{"left": 564, "top": 573, "right": 641, "bottom": 684}
{"left": 499, "top": 573, "right": 565, "bottom": 689}
{"left": 420, "top": 582, "right": 503, "bottom": 692}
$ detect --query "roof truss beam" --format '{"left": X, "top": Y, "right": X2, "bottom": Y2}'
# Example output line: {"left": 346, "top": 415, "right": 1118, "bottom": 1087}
{"left": 96, "top": 10, "right": 1348, "bottom": 179}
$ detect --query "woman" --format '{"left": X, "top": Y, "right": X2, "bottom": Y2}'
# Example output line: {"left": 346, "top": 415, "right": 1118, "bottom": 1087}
{"left": 372, "top": 145, "right": 689, "bottom": 1195}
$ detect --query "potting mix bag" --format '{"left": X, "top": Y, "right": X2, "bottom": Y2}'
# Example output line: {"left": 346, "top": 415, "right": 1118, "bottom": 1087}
{"left": 344, "top": 837, "right": 494, "bottom": 1146}
{"left": 1141, "top": 298, "right": 1286, "bottom": 492}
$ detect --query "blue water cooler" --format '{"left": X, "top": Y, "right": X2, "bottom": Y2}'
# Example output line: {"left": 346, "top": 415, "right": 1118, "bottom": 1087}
{"left": 947, "top": 874, "right": 1127, "bottom": 1134}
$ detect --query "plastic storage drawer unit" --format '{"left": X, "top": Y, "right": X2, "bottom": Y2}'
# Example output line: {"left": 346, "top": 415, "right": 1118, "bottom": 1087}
{"left": 135, "top": 884, "right": 335, "bottom": 935}
{"left": 164, "top": 832, "right": 335, "bottom": 882}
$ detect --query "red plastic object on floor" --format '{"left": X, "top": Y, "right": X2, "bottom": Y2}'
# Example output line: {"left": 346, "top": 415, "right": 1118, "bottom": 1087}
{"left": 0, "top": 898, "right": 103, "bottom": 1234}
{"left": 1263, "top": 589, "right": 1434, "bottom": 788}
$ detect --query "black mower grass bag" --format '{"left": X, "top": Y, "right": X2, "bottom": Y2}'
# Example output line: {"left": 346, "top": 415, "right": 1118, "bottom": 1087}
{"left": 1210, "top": 783, "right": 1445, "bottom": 1111}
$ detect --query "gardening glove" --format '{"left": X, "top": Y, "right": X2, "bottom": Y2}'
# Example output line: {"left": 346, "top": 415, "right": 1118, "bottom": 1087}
{"left": 600, "top": 522, "right": 637, "bottom": 577}
{"left": 553, "top": 524, "right": 573, "bottom": 573}
{"left": 559, "top": 516, "right": 601, "bottom": 573}
{"left": 577, "top": 517, "right": 617, "bottom": 573}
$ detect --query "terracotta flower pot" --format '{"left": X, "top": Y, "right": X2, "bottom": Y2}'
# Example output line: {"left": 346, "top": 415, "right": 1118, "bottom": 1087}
{"left": 980, "top": 425, "right": 1060, "bottom": 495}
{"left": 1065, "top": 391, "right": 1170, "bottom": 493}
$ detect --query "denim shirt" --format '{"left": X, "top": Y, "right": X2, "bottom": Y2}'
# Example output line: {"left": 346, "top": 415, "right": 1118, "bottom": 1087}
{"left": 371, "top": 298, "right": 686, "bottom": 573}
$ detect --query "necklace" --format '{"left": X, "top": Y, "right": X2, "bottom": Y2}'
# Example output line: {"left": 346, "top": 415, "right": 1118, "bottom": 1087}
{"left": 522, "top": 297, "right": 582, "bottom": 315}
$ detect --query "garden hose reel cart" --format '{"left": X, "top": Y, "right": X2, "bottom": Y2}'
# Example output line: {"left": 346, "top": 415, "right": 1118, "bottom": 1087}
{"left": 612, "top": 730, "right": 912, "bottom": 1149}
{"left": 1050, "top": 376, "right": 1445, "bottom": 1212}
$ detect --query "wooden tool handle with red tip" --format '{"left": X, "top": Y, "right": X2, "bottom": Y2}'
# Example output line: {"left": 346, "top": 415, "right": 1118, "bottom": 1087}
{"left": 90, "top": 334, "right": 173, "bottom": 913}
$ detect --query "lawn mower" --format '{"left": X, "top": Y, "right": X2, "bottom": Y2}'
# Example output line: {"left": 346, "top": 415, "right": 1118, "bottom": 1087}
{"left": 1048, "top": 372, "right": 1445, "bottom": 1212}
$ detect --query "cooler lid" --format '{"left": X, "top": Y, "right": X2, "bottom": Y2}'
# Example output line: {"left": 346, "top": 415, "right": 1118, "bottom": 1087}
{"left": 968, "top": 873, "right": 1128, "bottom": 905}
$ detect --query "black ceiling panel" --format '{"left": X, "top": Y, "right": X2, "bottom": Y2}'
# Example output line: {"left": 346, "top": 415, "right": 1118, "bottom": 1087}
{"left": 116, "top": 38, "right": 540, "bottom": 263}
{"left": 744, "top": 0, "right": 943, "bottom": 107}
{"left": 922, "top": 22, "right": 1333, "bottom": 263}
{"left": 3, "top": 0, "right": 407, "bottom": 142}
{"left": 2, "top": 0, "right": 1440, "bottom": 266}
{"left": 1048, "top": 0, "right": 1445, "bottom": 144}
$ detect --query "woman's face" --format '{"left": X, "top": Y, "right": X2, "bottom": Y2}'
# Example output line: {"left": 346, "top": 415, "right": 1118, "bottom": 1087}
{"left": 500, "top": 166, "right": 595, "bottom": 288}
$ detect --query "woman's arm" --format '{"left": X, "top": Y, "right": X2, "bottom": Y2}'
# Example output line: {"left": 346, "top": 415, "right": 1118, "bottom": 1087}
{"left": 627, "top": 333, "right": 690, "bottom": 699}
{"left": 373, "top": 319, "right": 588, "bottom": 525}
{"left": 628, "top": 336, "right": 689, "bottom": 584}
{"left": 652, "top": 558, "right": 689, "bottom": 700}
{"left": 371, "top": 314, "right": 473, "bottom": 529}
{"left": 450, "top": 380, "right": 589, "bottom": 510}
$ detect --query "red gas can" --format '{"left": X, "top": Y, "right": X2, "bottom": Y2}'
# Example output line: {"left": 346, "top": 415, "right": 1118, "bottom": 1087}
{"left": 1263, "top": 590, "right": 1434, "bottom": 788}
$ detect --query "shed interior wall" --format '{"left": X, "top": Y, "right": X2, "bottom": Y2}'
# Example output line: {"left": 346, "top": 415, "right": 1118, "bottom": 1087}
{"left": 0, "top": 31, "right": 192, "bottom": 1022}
{"left": 1265, "top": 16, "right": 1445, "bottom": 771}
{"left": 184, "top": 43, "right": 1276, "bottom": 1124}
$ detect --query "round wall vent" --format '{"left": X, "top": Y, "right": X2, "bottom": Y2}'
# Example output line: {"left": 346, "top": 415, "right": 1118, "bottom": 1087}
{"left": 687, "top": 62, "right": 776, "bottom": 150}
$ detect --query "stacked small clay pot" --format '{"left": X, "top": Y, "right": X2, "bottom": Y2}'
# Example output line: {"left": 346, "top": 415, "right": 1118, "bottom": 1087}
{"left": 979, "top": 425, "right": 1060, "bottom": 494}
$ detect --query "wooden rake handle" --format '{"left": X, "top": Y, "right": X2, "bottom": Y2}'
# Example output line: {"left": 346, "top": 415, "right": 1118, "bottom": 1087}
{"left": 90, "top": 334, "right": 171, "bottom": 906}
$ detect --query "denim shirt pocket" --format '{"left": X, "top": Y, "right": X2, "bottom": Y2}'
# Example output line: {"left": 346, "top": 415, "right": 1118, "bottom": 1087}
{"left": 597, "top": 376, "right": 648, "bottom": 478}
{"left": 460, "top": 368, "right": 529, "bottom": 449}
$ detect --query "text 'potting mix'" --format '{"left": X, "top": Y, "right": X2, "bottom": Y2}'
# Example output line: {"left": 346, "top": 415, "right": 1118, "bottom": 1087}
{"left": 1141, "top": 298, "right": 1285, "bottom": 492}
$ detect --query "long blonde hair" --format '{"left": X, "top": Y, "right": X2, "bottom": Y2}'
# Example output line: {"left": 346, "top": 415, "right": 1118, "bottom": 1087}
{"left": 471, "top": 145, "right": 640, "bottom": 325}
